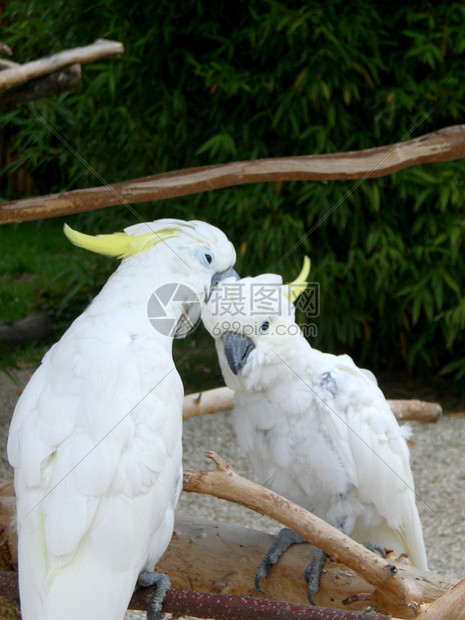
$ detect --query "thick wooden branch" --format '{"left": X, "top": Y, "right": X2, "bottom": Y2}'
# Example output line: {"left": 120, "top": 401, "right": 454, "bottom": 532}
{"left": 0, "top": 64, "right": 81, "bottom": 110}
{"left": 0, "top": 482, "right": 458, "bottom": 617}
{"left": 154, "top": 514, "right": 453, "bottom": 618}
{"left": 387, "top": 400, "right": 442, "bottom": 423}
{"left": 0, "top": 311, "right": 53, "bottom": 347}
{"left": 182, "top": 386, "right": 442, "bottom": 423}
{"left": 0, "top": 59, "right": 19, "bottom": 70}
{"left": 183, "top": 386, "right": 235, "bottom": 418}
{"left": 0, "top": 570, "right": 393, "bottom": 620}
{"left": 1, "top": 125, "right": 465, "bottom": 223}
{"left": 413, "top": 578, "right": 465, "bottom": 618}
{"left": 0, "top": 39, "right": 123, "bottom": 89}
{"left": 132, "top": 587, "right": 392, "bottom": 619}
{"left": 183, "top": 452, "right": 424, "bottom": 611}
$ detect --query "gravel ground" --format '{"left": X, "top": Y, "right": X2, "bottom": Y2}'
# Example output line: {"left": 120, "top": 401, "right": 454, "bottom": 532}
{"left": 1, "top": 366, "right": 464, "bottom": 619}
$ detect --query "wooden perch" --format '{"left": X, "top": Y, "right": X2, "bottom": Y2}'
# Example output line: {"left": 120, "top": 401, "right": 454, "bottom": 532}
{"left": 0, "top": 486, "right": 455, "bottom": 618}
{"left": 183, "top": 386, "right": 235, "bottom": 418}
{"left": 387, "top": 400, "right": 442, "bottom": 423}
{"left": 0, "top": 311, "right": 53, "bottom": 347}
{"left": 0, "top": 481, "right": 459, "bottom": 617}
{"left": 0, "top": 43, "right": 13, "bottom": 57}
{"left": 0, "top": 570, "right": 393, "bottom": 620}
{"left": 413, "top": 578, "right": 465, "bottom": 619}
{"left": 183, "top": 452, "right": 424, "bottom": 612}
{"left": 182, "top": 386, "right": 442, "bottom": 423}
{"left": 0, "top": 64, "right": 82, "bottom": 111}
{"left": 0, "top": 39, "right": 123, "bottom": 90}
{"left": 154, "top": 514, "right": 453, "bottom": 618}
{"left": 1, "top": 124, "right": 465, "bottom": 223}
{"left": 0, "top": 59, "right": 19, "bottom": 71}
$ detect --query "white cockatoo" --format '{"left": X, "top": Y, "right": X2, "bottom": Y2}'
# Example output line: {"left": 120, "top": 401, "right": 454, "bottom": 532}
{"left": 7, "top": 219, "right": 237, "bottom": 620}
{"left": 202, "top": 259, "right": 427, "bottom": 601}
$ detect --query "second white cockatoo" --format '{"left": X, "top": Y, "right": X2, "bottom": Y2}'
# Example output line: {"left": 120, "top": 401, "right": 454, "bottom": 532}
{"left": 8, "top": 218, "right": 237, "bottom": 620}
{"left": 202, "top": 259, "right": 427, "bottom": 602}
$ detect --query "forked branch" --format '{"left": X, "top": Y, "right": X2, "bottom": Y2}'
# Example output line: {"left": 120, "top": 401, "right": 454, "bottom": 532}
{"left": 0, "top": 39, "right": 123, "bottom": 89}
{"left": 183, "top": 451, "right": 424, "bottom": 611}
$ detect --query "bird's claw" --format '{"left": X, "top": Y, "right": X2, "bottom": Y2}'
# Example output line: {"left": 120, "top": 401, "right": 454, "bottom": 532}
{"left": 304, "top": 548, "right": 326, "bottom": 606}
{"left": 137, "top": 571, "right": 170, "bottom": 620}
{"left": 255, "top": 527, "right": 308, "bottom": 593}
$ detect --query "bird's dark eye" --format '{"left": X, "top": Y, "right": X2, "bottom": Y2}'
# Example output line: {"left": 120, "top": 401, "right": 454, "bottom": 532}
{"left": 204, "top": 253, "right": 213, "bottom": 265}
{"left": 260, "top": 320, "right": 270, "bottom": 334}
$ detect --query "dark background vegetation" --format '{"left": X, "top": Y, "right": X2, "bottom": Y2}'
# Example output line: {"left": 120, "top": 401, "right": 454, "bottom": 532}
{"left": 1, "top": 1, "right": 465, "bottom": 401}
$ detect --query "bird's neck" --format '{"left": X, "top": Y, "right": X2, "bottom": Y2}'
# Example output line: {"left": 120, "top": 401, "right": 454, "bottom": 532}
{"left": 81, "top": 252, "right": 192, "bottom": 343}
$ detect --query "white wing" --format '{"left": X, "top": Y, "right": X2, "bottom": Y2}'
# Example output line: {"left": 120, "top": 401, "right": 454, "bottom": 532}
{"left": 313, "top": 354, "right": 427, "bottom": 569}
{"left": 8, "top": 316, "right": 183, "bottom": 620}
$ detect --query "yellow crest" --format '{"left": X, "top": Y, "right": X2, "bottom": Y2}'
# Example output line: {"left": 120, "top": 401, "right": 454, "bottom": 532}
{"left": 63, "top": 224, "right": 178, "bottom": 259}
{"left": 284, "top": 256, "right": 311, "bottom": 302}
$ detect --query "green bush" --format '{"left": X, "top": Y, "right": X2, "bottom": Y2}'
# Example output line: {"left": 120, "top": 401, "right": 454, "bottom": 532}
{"left": 2, "top": 0, "right": 465, "bottom": 383}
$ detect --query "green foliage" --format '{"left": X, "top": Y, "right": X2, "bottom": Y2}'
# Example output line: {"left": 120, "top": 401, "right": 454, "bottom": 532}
{"left": 0, "top": 220, "right": 113, "bottom": 325}
{"left": 2, "top": 1, "right": 465, "bottom": 385}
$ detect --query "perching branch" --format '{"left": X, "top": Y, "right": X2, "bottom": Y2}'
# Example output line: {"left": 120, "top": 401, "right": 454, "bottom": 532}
{"left": 183, "top": 452, "right": 424, "bottom": 611}
{"left": 132, "top": 586, "right": 393, "bottom": 619}
{"left": 0, "top": 64, "right": 82, "bottom": 111}
{"left": 0, "top": 39, "right": 123, "bottom": 89}
{"left": 412, "top": 578, "right": 465, "bottom": 618}
{"left": 183, "top": 386, "right": 235, "bottom": 418}
{"left": 0, "top": 570, "right": 393, "bottom": 620}
{"left": 0, "top": 481, "right": 458, "bottom": 617}
{"left": 155, "top": 514, "right": 453, "bottom": 617}
{"left": 1, "top": 125, "right": 465, "bottom": 223}
{"left": 0, "top": 311, "right": 53, "bottom": 347}
{"left": 0, "top": 43, "right": 13, "bottom": 57}
{"left": 182, "top": 386, "right": 442, "bottom": 423}
{"left": 387, "top": 400, "right": 442, "bottom": 423}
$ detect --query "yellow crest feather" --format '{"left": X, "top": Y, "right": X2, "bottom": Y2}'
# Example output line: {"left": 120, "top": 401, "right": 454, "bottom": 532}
{"left": 63, "top": 224, "right": 178, "bottom": 259}
{"left": 284, "top": 256, "right": 311, "bottom": 302}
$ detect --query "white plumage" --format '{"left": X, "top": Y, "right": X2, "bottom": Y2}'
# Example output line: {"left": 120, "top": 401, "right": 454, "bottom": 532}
{"left": 8, "top": 218, "right": 236, "bottom": 620}
{"left": 202, "top": 273, "right": 427, "bottom": 571}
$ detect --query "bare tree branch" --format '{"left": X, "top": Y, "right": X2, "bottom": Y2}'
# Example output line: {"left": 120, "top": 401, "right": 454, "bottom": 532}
{"left": 0, "top": 59, "right": 19, "bottom": 70}
{"left": 0, "top": 480, "right": 458, "bottom": 617}
{"left": 182, "top": 386, "right": 442, "bottom": 423}
{"left": 156, "top": 514, "right": 453, "bottom": 617}
{"left": 0, "top": 311, "right": 53, "bottom": 347}
{"left": 183, "top": 452, "right": 424, "bottom": 611}
{"left": 0, "top": 570, "right": 394, "bottom": 619}
{"left": 183, "top": 386, "right": 235, "bottom": 418}
{"left": 132, "top": 586, "right": 393, "bottom": 619}
{"left": 0, "top": 39, "right": 123, "bottom": 89}
{"left": 0, "top": 64, "right": 81, "bottom": 111}
{"left": 387, "top": 400, "right": 442, "bottom": 423}
{"left": 0, "top": 43, "right": 13, "bottom": 57}
{"left": 413, "top": 578, "right": 465, "bottom": 619}
{"left": 1, "top": 125, "right": 465, "bottom": 223}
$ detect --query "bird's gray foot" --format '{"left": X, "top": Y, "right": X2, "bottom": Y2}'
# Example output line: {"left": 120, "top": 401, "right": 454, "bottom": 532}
{"left": 304, "top": 547, "right": 326, "bottom": 605}
{"left": 255, "top": 527, "right": 308, "bottom": 593}
{"left": 363, "top": 542, "right": 386, "bottom": 558}
{"left": 137, "top": 571, "right": 171, "bottom": 620}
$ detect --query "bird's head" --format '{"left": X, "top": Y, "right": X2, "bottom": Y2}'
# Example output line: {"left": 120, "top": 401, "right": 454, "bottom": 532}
{"left": 64, "top": 219, "right": 238, "bottom": 338}
{"left": 202, "top": 257, "right": 311, "bottom": 390}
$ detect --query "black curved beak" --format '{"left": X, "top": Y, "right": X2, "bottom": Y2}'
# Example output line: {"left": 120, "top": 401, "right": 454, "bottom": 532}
{"left": 207, "top": 268, "right": 240, "bottom": 301}
{"left": 223, "top": 331, "right": 255, "bottom": 375}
